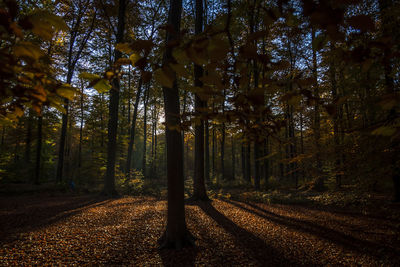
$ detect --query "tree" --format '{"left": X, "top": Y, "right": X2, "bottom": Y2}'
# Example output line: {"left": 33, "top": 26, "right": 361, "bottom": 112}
{"left": 103, "top": 0, "right": 126, "bottom": 196}
{"left": 158, "top": 0, "right": 194, "bottom": 249}
{"left": 56, "top": 0, "right": 96, "bottom": 183}
{"left": 192, "top": 0, "right": 209, "bottom": 201}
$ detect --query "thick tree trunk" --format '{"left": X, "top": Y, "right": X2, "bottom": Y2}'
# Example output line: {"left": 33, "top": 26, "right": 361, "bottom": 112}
{"left": 159, "top": 0, "right": 194, "bottom": 249}
{"left": 192, "top": 0, "right": 208, "bottom": 201}
{"left": 103, "top": 0, "right": 126, "bottom": 196}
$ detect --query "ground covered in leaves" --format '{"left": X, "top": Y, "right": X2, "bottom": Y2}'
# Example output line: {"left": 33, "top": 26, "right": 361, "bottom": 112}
{"left": 0, "top": 194, "right": 399, "bottom": 266}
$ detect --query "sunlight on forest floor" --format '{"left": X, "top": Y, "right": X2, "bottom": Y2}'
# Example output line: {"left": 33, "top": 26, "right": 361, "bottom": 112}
{"left": 0, "top": 195, "right": 399, "bottom": 266}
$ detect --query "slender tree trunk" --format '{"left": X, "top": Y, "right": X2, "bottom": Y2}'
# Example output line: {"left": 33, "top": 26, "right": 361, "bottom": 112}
{"left": 78, "top": 85, "right": 84, "bottom": 172}
{"left": 205, "top": 119, "right": 210, "bottom": 183}
{"left": 311, "top": 27, "right": 324, "bottom": 191}
{"left": 159, "top": 0, "right": 194, "bottom": 249}
{"left": 330, "top": 42, "right": 342, "bottom": 188}
{"left": 231, "top": 135, "right": 235, "bottom": 180}
{"left": 246, "top": 143, "right": 251, "bottom": 182}
{"left": 241, "top": 142, "right": 246, "bottom": 180}
{"left": 126, "top": 77, "right": 143, "bottom": 176}
{"left": 25, "top": 110, "right": 32, "bottom": 165}
{"left": 34, "top": 115, "right": 42, "bottom": 185}
{"left": 103, "top": 0, "right": 126, "bottom": 196}
{"left": 142, "top": 84, "right": 150, "bottom": 176}
{"left": 263, "top": 137, "right": 269, "bottom": 188}
{"left": 212, "top": 117, "right": 215, "bottom": 180}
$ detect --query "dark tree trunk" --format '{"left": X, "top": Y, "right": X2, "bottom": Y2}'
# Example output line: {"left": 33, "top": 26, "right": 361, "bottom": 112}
{"left": 205, "top": 119, "right": 210, "bottom": 183}
{"left": 142, "top": 84, "right": 150, "bottom": 176}
{"left": 78, "top": 84, "right": 84, "bottom": 171}
{"left": 25, "top": 110, "right": 32, "bottom": 165}
{"left": 263, "top": 137, "right": 269, "bottom": 188}
{"left": 378, "top": 0, "right": 400, "bottom": 201}
{"left": 231, "top": 135, "right": 235, "bottom": 180}
{"left": 246, "top": 143, "right": 251, "bottom": 182}
{"left": 56, "top": 4, "right": 95, "bottom": 183}
{"left": 330, "top": 42, "right": 342, "bottom": 189}
{"left": 103, "top": 0, "right": 126, "bottom": 196}
{"left": 34, "top": 115, "right": 42, "bottom": 185}
{"left": 192, "top": 0, "right": 208, "bottom": 201}
{"left": 126, "top": 77, "right": 143, "bottom": 176}
{"left": 158, "top": 0, "right": 194, "bottom": 249}
{"left": 241, "top": 142, "right": 246, "bottom": 180}
{"left": 311, "top": 27, "right": 324, "bottom": 191}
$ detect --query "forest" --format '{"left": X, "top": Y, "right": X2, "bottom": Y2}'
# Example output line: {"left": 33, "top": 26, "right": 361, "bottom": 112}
{"left": 0, "top": 0, "right": 399, "bottom": 265}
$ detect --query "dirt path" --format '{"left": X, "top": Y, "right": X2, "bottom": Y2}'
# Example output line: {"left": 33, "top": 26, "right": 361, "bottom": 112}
{"left": 0, "top": 195, "right": 399, "bottom": 266}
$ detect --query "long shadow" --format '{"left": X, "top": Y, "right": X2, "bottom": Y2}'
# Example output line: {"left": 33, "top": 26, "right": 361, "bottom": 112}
{"left": 279, "top": 201, "right": 400, "bottom": 224}
{"left": 0, "top": 195, "right": 110, "bottom": 243}
{"left": 196, "top": 201, "right": 298, "bottom": 266}
{"left": 222, "top": 199, "right": 400, "bottom": 261}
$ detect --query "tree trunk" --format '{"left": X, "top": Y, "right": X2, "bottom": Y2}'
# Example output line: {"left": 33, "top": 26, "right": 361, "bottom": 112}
{"left": 34, "top": 115, "right": 42, "bottom": 185}
{"left": 192, "top": 0, "right": 208, "bottom": 200}
{"left": 231, "top": 135, "right": 235, "bottom": 180}
{"left": 103, "top": 0, "right": 126, "bottom": 196}
{"left": 158, "top": 0, "right": 194, "bottom": 249}
{"left": 205, "top": 119, "right": 210, "bottom": 183}
{"left": 142, "top": 83, "right": 150, "bottom": 177}
{"left": 25, "top": 110, "right": 32, "bottom": 165}
{"left": 126, "top": 77, "right": 143, "bottom": 176}
{"left": 311, "top": 27, "right": 324, "bottom": 191}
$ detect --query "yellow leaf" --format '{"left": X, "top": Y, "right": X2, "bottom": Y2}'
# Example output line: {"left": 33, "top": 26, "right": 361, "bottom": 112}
{"left": 129, "top": 53, "right": 141, "bottom": 66}
{"left": 115, "top": 43, "right": 133, "bottom": 54}
{"left": 79, "top": 72, "right": 100, "bottom": 81}
{"left": 14, "top": 42, "right": 44, "bottom": 60}
{"left": 56, "top": 84, "right": 75, "bottom": 100}
{"left": 93, "top": 79, "right": 112, "bottom": 93}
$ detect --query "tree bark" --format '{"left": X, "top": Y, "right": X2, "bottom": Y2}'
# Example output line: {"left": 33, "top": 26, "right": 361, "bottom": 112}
{"left": 125, "top": 77, "right": 143, "bottom": 176}
{"left": 103, "top": 0, "right": 126, "bottom": 196}
{"left": 311, "top": 27, "right": 324, "bottom": 191}
{"left": 34, "top": 115, "right": 42, "bottom": 185}
{"left": 158, "top": 0, "right": 194, "bottom": 249}
{"left": 192, "top": 0, "right": 208, "bottom": 200}
{"left": 142, "top": 83, "right": 150, "bottom": 176}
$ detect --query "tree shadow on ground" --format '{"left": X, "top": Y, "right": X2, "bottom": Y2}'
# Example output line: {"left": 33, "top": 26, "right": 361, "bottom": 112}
{"left": 0, "top": 195, "right": 111, "bottom": 243}
{"left": 196, "top": 200, "right": 297, "bottom": 266}
{"left": 158, "top": 246, "right": 198, "bottom": 267}
{"left": 222, "top": 199, "right": 400, "bottom": 263}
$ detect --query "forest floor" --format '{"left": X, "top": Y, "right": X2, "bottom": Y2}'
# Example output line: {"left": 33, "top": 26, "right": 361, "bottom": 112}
{"left": 0, "top": 194, "right": 399, "bottom": 266}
